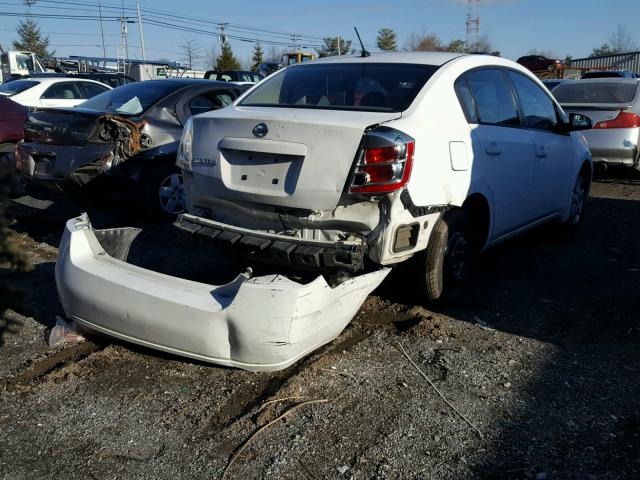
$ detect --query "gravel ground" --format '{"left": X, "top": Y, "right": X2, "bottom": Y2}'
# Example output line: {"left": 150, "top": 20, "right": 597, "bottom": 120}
{"left": 1, "top": 171, "right": 639, "bottom": 480}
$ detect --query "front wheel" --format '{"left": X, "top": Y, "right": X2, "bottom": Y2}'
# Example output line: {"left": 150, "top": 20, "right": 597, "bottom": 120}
{"left": 140, "top": 163, "right": 186, "bottom": 219}
{"left": 417, "top": 210, "right": 475, "bottom": 303}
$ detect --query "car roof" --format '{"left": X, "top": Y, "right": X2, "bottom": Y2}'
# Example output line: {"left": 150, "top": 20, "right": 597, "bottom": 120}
{"left": 311, "top": 51, "right": 466, "bottom": 66}
{"left": 14, "top": 76, "right": 108, "bottom": 85}
{"left": 139, "top": 78, "right": 233, "bottom": 87}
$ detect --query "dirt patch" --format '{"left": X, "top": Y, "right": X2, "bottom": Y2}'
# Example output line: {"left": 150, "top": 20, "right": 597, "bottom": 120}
{"left": 1, "top": 171, "right": 639, "bottom": 479}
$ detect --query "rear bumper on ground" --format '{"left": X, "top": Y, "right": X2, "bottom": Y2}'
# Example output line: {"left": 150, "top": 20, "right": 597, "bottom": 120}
{"left": 55, "top": 214, "right": 389, "bottom": 371}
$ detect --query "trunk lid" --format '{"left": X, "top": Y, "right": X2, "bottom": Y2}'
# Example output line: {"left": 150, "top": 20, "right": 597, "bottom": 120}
{"left": 190, "top": 106, "right": 400, "bottom": 211}
{"left": 23, "top": 108, "right": 110, "bottom": 146}
{"left": 560, "top": 104, "right": 631, "bottom": 125}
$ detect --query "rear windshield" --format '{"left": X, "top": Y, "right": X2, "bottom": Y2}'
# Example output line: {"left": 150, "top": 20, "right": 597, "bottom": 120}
{"left": 79, "top": 81, "right": 182, "bottom": 115}
{"left": 0, "top": 79, "right": 39, "bottom": 96}
{"left": 239, "top": 63, "right": 439, "bottom": 112}
{"left": 554, "top": 82, "right": 638, "bottom": 104}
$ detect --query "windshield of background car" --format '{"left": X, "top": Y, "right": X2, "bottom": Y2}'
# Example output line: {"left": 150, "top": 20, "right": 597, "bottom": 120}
{"left": 239, "top": 63, "right": 440, "bottom": 112}
{"left": 79, "top": 81, "right": 182, "bottom": 115}
{"left": 554, "top": 82, "right": 639, "bottom": 104}
{"left": 0, "top": 79, "right": 39, "bottom": 96}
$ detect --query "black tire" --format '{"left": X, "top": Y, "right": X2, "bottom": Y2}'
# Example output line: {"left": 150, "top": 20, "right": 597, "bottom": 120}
{"left": 559, "top": 168, "right": 590, "bottom": 235}
{"left": 0, "top": 143, "right": 24, "bottom": 198}
{"left": 417, "top": 210, "right": 475, "bottom": 303}
{"left": 140, "top": 162, "right": 186, "bottom": 219}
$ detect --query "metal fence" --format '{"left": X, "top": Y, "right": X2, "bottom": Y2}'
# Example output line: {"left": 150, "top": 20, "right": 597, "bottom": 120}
{"left": 568, "top": 51, "right": 640, "bottom": 75}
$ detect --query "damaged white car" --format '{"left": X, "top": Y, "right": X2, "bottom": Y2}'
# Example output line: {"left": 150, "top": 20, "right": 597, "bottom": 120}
{"left": 56, "top": 52, "right": 593, "bottom": 370}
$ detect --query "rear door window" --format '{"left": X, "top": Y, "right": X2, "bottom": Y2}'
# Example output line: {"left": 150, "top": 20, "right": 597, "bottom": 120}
{"left": 79, "top": 82, "right": 110, "bottom": 99}
{"left": 454, "top": 76, "right": 478, "bottom": 123}
{"left": 189, "top": 91, "right": 234, "bottom": 116}
{"left": 466, "top": 69, "right": 520, "bottom": 127}
{"left": 507, "top": 71, "right": 558, "bottom": 131}
{"left": 41, "top": 82, "right": 84, "bottom": 100}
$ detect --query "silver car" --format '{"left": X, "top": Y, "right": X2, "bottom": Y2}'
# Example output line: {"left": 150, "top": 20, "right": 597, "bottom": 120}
{"left": 554, "top": 78, "right": 640, "bottom": 170}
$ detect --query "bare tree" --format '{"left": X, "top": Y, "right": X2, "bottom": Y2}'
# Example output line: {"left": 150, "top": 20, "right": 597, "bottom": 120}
{"left": 608, "top": 24, "right": 637, "bottom": 53}
{"left": 527, "top": 48, "right": 558, "bottom": 59}
{"left": 404, "top": 32, "right": 466, "bottom": 53}
{"left": 468, "top": 33, "right": 494, "bottom": 54}
{"left": 265, "top": 45, "right": 285, "bottom": 63}
{"left": 179, "top": 39, "right": 204, "bottom": 70}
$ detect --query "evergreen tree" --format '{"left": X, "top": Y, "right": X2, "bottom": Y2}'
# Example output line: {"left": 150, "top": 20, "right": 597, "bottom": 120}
{"left": 251, "top": 43, "right": 264, "bottom": 72}
{"left": 12, "top": 19, "right": 54, "bottom": 58}
{"left": 376, "top": 28, "right": 397, "bottom": 51}
{"left": 317, "top": 37, "right": 352, "bottom": 57}
{"left": 215, "top": 42, "right": 241, "bottom": 71}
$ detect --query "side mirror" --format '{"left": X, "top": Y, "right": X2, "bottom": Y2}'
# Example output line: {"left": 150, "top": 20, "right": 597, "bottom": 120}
{"left": 568, "top": 112, "right": 592, "bottom": 131}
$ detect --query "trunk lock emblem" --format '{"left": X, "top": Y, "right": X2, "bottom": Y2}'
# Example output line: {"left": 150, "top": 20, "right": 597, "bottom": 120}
{"left": 252, "top": 123, "right": 268, "bottom": 138}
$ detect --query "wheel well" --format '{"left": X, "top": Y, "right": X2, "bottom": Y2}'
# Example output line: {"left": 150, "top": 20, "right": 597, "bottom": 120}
{"left": 461, "top": 193, "right": 490, "bottom": 251}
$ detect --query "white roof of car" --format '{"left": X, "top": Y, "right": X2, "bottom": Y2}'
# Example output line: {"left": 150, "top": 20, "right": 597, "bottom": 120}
{"left": 312, "top": 51, "right": 467, "bottom": 66}
{"left": 24, "top": 76, "right": 109, "bottom": 86}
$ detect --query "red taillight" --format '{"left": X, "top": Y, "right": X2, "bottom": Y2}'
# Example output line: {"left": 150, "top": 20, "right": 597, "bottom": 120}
{"left": 349, "top": 139, "right": 414, "bottom": 194}
{"left": 593, "top": 111, "right": 640, "bottom": 129}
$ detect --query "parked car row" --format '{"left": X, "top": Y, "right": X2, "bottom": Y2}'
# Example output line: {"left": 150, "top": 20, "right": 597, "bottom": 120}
{"left": 13, "top": 78, "right": 248, "bottom": 216}
{"left": 49, "top": 51, "right": 595, "bottom": 371}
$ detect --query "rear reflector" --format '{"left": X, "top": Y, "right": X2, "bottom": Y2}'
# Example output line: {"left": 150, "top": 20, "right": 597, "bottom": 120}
{"left": 593, "top": 111, "right": 640, "bottom": 129}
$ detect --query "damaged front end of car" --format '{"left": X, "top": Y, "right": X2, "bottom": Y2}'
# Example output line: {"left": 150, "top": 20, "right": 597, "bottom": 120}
{"left": 16, "top": 108, "right": 148, "bottom": 191}
{"left": 55, "top": 214, "right": 390, "bottom": 371}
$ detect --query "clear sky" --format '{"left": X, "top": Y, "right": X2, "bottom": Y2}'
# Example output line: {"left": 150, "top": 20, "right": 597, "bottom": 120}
{"left": 0, "top": 0, "right": 638, "bottom": 68}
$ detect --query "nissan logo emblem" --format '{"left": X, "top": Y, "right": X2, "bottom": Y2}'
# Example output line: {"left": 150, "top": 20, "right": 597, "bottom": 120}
{"left": 252, "top": 123, "right": 268, "bottom": 138}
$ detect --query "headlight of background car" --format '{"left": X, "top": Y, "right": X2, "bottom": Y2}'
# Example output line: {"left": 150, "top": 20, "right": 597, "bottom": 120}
{"left": 176, "top": 117, "right": 193, "bottom": 172}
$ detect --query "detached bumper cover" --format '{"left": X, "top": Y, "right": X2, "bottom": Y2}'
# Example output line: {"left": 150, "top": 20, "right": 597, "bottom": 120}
{"left": 55, "top": 214, "right": 389, "bottom": 371}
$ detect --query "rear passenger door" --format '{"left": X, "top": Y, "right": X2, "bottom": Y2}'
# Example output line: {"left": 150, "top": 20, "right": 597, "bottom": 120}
{"left": 462, "top": 68, "right": 536, "bottom": 239}
{"left": 506, "top": 71, "right": 573, "bottom": 220}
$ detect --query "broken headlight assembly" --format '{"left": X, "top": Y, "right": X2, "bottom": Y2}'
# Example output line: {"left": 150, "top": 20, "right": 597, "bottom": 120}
{"left": 176, "top": 117, "right": 193, "bottom": 172}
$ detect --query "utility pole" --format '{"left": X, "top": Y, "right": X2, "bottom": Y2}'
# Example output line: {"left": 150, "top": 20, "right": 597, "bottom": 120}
{"left": 291, "top": 33, "right": 301, "bottom": 51}
{"left": 337, "top": 35, "right": 341, "bottom": 55}
{"left": 24, "top": 0, "right": 36, "bottom": 22}
{"left": 136, "top": 1, "right": 146, "bottom": 61}
{"left": 97, "top": 0, "right": 107, "bottom": 66}
{"left": 217, "top": 22, "right": 228, "bottom": 47}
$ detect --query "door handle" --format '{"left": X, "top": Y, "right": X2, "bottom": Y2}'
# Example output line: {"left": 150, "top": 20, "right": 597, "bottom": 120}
{"left": 536, "top": 146, "right": 548, "bottom": 158}
{"left": 484, "top": 143, "right": 502, "bottom": 156}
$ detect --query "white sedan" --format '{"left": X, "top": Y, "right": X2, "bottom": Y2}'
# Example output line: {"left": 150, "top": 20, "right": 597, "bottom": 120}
{"left": 0, "top": 77, "right": 111, "bottom": 108}
{"left": 54, "top": 52, "right": 594, "bottom": 371}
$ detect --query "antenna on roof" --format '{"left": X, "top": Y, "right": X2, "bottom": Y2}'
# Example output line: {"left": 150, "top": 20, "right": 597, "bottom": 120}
{"left": 354, "top": 27, "right": 370, "bottom": 57}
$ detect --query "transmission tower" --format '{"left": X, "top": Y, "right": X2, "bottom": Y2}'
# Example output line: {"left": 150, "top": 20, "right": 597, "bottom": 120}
{"left": 117, "top": 16, "right": 133, "bottom": 74}
{"left": 465, "top": 0, "right": 480, "bottom": 52}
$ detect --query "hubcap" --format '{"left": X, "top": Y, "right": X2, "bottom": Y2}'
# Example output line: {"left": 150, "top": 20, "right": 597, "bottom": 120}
{"left": 158, "top": 173, "right": 186, "bottom": 215}
{"left": 570, "top": 176, "right": 586, "bottom": 225}
{"left": 445, "top": 231, "right": 469, "bottom": 282}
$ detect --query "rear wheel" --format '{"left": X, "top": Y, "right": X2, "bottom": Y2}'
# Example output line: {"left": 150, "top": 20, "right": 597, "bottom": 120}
{"left": 141, "top": 163, "right": 186, "bottom": 219}
{"left": 0, "top": 142, "right": 24, "bottom": 198}
{"left": 561, "top": 169, "right": 590, "bottom": 232}
{"left": 417, "top": 210, "right": 475, "bottom": 303}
